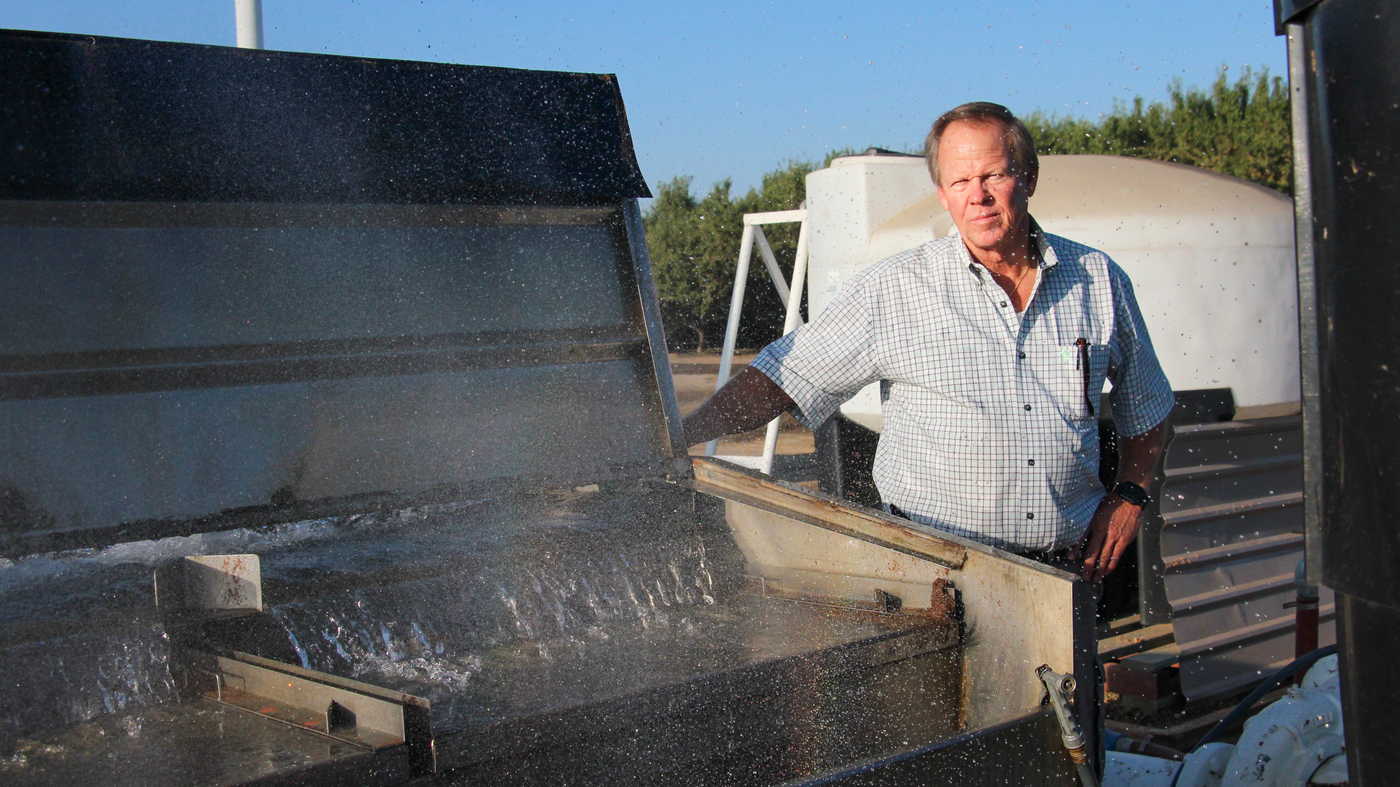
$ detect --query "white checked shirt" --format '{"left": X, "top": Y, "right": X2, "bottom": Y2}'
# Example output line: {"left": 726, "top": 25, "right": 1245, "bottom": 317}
{"left": 751, "top": 221, "right": 1174, "bottom": 552}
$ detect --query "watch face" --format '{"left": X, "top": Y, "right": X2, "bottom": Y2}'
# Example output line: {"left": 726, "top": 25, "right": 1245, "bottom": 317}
{"left": 1115, "top": 482, "right": 1149, "bottom": 506}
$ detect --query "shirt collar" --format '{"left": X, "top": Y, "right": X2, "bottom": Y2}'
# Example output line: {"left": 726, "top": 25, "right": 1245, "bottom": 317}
{"left": 958, "top": 214, "right": 1057, "bottom": 278}
{"left": 1029, "top": 217, "right": 1058, "bottom": 270}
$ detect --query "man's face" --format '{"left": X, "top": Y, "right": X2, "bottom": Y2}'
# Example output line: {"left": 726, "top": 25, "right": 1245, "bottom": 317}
{"left": 934, "top": 120, "right": 1038, "bottom": 260}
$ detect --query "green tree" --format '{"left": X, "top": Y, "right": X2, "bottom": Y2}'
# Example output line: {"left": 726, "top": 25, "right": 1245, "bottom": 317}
{"left": 645, "top": 176, "right": 744, "bottom": 351}
{"left": 1025, "top": 67, "right": 1292, "bottom": 193}
{"left": 646, "top": 160, "right": 826, "bottom": 351}
{"left": 645, "top": 149, "right": 879, "bottom": 351}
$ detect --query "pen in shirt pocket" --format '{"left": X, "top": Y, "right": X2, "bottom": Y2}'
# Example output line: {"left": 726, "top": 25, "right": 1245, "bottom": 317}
{"left": 1075, "top": 338, "right": 1095, "bottom": 418}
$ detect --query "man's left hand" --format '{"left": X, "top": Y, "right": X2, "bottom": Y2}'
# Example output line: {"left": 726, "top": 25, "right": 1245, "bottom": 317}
{"left": 1069, "top": 495, "right": 1142, "bottom": 583}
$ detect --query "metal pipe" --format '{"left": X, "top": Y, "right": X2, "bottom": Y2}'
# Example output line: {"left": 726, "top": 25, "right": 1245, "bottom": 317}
{"left": 236, "top": 0, "right": 264, "bottom": 49}
{"left": 1287, "top": 21, "right": 1323, "bottom": 589}
{"left": 750, "top": 225, "right": 790, "bottom": 308}
{"left": 1290, "top": 557, "right": 1321, "bottom": 680}
{"left": 1037, "top": 665, "right": 1099, "bottom": 787}
{"left": 706, "top": 223, "right": 756, "bottom": 457}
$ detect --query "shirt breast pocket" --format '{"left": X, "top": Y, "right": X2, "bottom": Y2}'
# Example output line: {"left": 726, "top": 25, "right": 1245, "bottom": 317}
{"left": 1033, "top": 342, "right": 1109, "bottom": 426}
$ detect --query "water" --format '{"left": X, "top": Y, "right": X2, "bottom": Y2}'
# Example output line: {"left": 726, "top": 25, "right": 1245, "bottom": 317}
{"left": 0, "top": 481, "right": 728, "bottom": 749}
{"left": 0, "top": 549, "right": 183, "bottom": 752}
{"left": 265, "top": 524, "right": 719, "bottom": 679}
{"left": 0, "top": 624, "right": 178, "bottom": 750}
{"left": 0, "top": 481, "right": 965, "bottom": 785}
{"left": 0, "top": 701, "right": 375, "bottom": 787}
{"left": 242, "top": 483, "right": 741, "bottom": 733}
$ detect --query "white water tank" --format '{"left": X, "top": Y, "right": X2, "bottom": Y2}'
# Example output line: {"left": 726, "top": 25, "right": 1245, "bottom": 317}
{"left": 805, "top": 154, "right": 1298, "bottom": 429}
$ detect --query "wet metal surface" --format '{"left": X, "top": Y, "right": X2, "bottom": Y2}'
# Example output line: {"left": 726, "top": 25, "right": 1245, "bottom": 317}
{"left": 0, "top": 30, "right": 675, "bottom": 560}
{"left": 786, "top": 709, "right": 1070, "bottom": 787}
{"left": 1, "top": 483, "right": 965, "bottom": 786}
{"left": 0, "top": 701, "right": 407, "bottom": 787}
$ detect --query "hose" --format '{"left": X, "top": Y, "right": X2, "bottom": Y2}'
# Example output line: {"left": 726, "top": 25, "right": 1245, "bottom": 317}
{"left": 1190, "top": 644, "right": 1338, "bottom": 752}
{"left": 1166, "top": 644, "right": 1339, "bottom": 787}
{"left": 1104, "top": 730, "right": 1186, "bottom": 761}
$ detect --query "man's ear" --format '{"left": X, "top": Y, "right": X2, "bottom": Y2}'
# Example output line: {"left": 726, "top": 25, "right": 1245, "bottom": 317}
{"left": 936, "top": 185, "right": 950, "bottom": 212}
{"left": 1024, "top": 165, "right": 1040, "bottom": 198}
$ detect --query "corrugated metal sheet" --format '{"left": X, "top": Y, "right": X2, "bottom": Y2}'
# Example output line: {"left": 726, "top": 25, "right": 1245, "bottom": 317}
{"left": 1158, "top": 415, "right": 1335, "bottom": 701}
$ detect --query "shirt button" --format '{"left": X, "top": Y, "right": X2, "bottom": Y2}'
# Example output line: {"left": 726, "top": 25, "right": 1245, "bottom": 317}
{"left": 1018, "top": 351, "right": 1026, "bottom": 359}
{"left": 1026, "top": 512, "right": 1035, "bottom": 520}
{"left": 1000, "top": 301, "right": 1008, "bottom": 308}
{"left": 1028, "top": 459, "right": 1035, "bottom": 466}
{"left": 1023, "top": 404, "right": 1032, "bottom": 411}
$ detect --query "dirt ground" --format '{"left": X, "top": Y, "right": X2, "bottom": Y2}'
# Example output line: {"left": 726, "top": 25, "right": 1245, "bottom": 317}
{"left": 670, "top": 352, "right": 815, "bottom": 457}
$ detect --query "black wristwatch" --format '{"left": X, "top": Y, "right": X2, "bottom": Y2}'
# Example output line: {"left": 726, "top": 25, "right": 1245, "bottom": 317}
{"left": 1112, "top": 481, "right": 1151, "bottom": 507}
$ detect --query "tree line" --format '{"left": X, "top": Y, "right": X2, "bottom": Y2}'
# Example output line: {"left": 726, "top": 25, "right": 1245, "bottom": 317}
{"left": 646, "top": 67, "right": 1292, "bottom": 352}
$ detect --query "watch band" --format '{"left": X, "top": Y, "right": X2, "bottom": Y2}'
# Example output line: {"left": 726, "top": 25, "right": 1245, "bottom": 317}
{"left": 1113, "top": 481, "right": 1151, "bottom": 507}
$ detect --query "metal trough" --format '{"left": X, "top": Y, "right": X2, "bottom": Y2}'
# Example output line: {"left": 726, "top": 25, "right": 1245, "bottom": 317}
{"left": 0, "top": 29, "right": 1094, "bottom": 786}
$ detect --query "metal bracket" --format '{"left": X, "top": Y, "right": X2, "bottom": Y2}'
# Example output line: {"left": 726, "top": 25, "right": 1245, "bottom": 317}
{"left": 154, "top": 554, "right": 263, "bottom": 623}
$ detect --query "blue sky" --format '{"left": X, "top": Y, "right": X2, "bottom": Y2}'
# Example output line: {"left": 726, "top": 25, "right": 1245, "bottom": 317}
{"left": 3, "top": 1, "right": 1286, "bottom": 198}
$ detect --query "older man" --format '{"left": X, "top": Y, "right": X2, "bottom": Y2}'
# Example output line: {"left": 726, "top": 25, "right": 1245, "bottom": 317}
{"left": 684, "top": 102, "right": 1173, "bottom": 582}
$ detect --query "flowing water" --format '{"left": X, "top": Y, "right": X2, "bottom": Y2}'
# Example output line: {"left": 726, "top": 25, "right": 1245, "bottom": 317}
{"left": 0, "top": 481, "right": 963, "bottom": 785}
{"left": 0, "top": 482, "right": 732, "bottom": 750}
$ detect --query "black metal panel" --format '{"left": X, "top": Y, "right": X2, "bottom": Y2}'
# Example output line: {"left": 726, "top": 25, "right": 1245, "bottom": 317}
{"left": 0, "top": 29, "right": 649, "bottom": 204}
{"left": 785, "top": 710, "right": 1071, "bottom": 787}
{"left": 1303, "top": 0, "right": 1400, "bottom": 610}
{"left": 1292, "top": 4, "right": 1400, "bottom": 783}
{"left": 814, "top": 415, "right": 882, "bottom": 509}
{"left": 1274, "top": 0, "right": 1325, "bottom": 34}
{"left": 1336, "top": 593, "right": 1400, "bottom": 787}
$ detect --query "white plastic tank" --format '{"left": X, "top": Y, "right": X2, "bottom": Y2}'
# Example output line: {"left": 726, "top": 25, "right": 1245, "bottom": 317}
{"left": 804, "top": 154, "right": 1299, "bottom": 430}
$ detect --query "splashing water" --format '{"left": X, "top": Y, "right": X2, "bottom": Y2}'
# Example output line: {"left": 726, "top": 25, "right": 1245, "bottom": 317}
{"left": 0, "top": 625, "right": 177, "bottom": 752}
{"left": 264, "top": 528, "right": 719, "bottom": 695}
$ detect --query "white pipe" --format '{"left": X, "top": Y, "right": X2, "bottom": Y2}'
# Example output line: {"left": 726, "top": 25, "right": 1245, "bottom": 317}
{"left": 780, "top": 218, "right": 810, "bottom": 336}
{"left": 706, "top": 223, "right": 756, "bottom": 457}
{"left": 743, "top": 209, "right": 806, "bottom": 226}
{"left": 236, "top": 0, "right": 264, "bottom": 49}
{"left": 751, "top": 225, "right": 790, "bottom": 308}
{"left": 759, "top": 217, "right": 810, "bottom": 475}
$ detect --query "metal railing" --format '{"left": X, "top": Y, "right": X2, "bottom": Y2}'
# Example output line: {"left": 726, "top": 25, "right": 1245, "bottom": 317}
{"left": 705, "top": 209, "right": 810, "bottom": 475}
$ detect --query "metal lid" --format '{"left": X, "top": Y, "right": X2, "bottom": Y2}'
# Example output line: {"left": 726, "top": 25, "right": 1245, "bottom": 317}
{"left": 1, "top": 29, "right": 650, "bottom": 204}
{"left": 0, "top": 30, "right": 685, "bottom": 557}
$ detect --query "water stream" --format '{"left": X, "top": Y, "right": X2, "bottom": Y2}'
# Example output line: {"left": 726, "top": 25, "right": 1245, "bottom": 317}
{"left": 0, "top": 482, "right": 963, "bottom": 785}
{"left": 0, "top": 482, "right": 729, "bottom": 750}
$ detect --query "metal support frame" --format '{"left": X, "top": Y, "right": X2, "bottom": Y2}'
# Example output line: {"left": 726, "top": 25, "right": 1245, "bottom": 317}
{"left": 705, "top": 209, "right": 810, "bottom": 476}
{"left": 1287, "top": 22, "right": 1324, "bottom": 589}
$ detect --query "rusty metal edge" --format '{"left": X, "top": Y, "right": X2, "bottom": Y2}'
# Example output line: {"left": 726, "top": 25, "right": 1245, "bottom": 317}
{"left": 690, "top": 457, "right": 968, "bottom": 569}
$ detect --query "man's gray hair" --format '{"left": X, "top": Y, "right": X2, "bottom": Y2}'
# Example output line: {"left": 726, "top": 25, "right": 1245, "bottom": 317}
{"left": 924, "top": 102, "right": 1039, "bottom": 187}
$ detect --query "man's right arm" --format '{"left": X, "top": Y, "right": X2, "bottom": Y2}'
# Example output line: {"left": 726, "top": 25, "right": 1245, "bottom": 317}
{"left": 681, "top": 367, "right": 796, "bottom": 446}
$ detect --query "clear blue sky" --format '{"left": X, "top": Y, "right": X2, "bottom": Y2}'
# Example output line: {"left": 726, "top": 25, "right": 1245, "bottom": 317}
{"left": 3, "top": 1, "right": 1286, "bottom": 198}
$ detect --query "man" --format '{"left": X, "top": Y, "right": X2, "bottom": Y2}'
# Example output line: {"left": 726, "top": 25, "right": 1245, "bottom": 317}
{"left": 683, "top": 102, "right": 1173, "bottom": 583}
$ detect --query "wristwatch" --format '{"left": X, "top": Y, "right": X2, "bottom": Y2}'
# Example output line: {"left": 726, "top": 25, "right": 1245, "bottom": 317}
{"left": 1113, "top": 481, "right": 1151, "bottom": 507}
